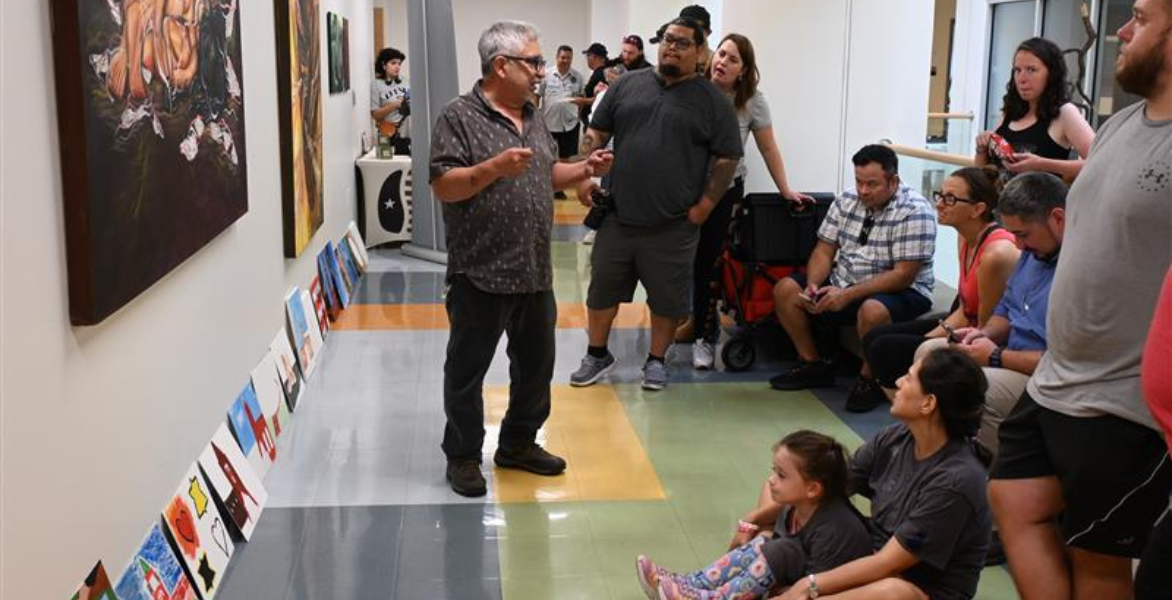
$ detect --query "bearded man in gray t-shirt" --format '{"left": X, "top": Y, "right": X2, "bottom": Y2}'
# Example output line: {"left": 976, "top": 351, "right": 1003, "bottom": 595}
{"left": 988, "top": 2, "right": 1172, "bottom": 598}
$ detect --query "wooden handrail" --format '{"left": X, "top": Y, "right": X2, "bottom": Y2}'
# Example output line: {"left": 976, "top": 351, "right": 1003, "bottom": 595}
{"left": 884, "top": 143, "right": 975, "bottom": 168}
{"left": 927, "top": 112, "right": 974, "bottom": 120}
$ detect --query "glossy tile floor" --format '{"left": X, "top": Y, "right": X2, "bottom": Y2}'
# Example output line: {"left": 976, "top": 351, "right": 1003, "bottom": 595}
{"left": 219, "top": 201, "right": 1018, "bottom": 599}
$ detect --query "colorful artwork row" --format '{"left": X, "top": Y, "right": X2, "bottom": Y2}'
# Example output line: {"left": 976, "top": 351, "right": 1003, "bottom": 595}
{"left": 68, "top": 227, "right": 369, "bottom": 599}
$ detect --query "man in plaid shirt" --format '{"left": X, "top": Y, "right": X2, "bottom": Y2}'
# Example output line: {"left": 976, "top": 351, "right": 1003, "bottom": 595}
{"left": 770, "top": 145, "right": 936, "bottom": 411}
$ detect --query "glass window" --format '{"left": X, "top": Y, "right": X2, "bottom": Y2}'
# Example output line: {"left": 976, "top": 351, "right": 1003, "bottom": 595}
{"left": 1042, "top": 0, "right": 1095, "bottom": 112}
{"left": 985, "top": 1, "right": 1038, "bottom": 130}
{"left": 1092, "top": 0, "right": 1143, "bottom": 126}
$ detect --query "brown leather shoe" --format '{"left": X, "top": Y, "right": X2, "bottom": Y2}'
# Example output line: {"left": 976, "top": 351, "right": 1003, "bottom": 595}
{"left": 494, "top": 444, "right": 566, "bottom": 476}
{"left": 446, "top": 459, "right": 487, "bottom": 497}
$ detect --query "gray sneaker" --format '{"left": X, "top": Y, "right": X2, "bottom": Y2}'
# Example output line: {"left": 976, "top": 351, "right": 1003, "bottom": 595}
{"left": 570, "top": 352, "right": 616, "bottom": 387}
{"left": 642, "top": 359, "right": 669, "bottom": 391}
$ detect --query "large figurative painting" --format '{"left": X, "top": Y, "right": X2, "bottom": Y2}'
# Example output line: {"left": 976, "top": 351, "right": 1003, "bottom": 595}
{"left": 275, "top": 0, "right": 324, "bottom": 257}
{"left": 49, "top": 0, "right": 249, "bottom": 325}
{"left": 327, "top": 12, "right": 350, "bottom": 94}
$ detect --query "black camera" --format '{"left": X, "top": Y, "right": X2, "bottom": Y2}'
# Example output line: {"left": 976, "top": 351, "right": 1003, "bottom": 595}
{"left": 583, "top": 189, "right": 614, "bottom": 230}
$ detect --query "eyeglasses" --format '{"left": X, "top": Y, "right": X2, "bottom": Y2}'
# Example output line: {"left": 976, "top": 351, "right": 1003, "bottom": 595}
{"left": 660, "top": 34, "right": 696, "bottom": 50}
{"left": 932, "top": 191, "right": 978, "bottom": 206}
{"left": 858, "top": 214, "right": 876, "bottom": 246}
{"left": 500, "top": 54, "right": 546, "bottom": 71}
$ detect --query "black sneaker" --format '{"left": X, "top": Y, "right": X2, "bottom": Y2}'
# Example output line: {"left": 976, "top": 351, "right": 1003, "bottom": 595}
{"left": 845, "top": 377, "right": 887, "bottom": 413}
{"left": 769, "top": 361, "right": 835, "bottom": 390}
{"left": 446, "top": 459, "right": 487, "bottom": 497}
{"left": 494, "top": 444, "right": 567, "bottom": 476}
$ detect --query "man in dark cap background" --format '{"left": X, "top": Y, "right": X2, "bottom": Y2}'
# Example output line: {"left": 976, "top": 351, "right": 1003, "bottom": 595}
{"left": 619, "top": 34, "right": 652, "bottom": 71}
{"left": 580, "top": 42, "right": 609, "bottom": 129}
{"left": 678, "top": 5, "right": 713, "bottom": 72}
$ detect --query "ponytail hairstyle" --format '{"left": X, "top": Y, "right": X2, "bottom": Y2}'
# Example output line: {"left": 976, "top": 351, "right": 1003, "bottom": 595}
{"left": 774, "top": 430, "right": 851, "bottom": 500}
{"left": 947, "top": 166, "right": 1004, "bottom": 222}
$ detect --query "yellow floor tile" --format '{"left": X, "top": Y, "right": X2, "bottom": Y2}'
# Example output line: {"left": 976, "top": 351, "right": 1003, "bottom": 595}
{"left": 486, "top": 385, "right": 666, "bottom": 503}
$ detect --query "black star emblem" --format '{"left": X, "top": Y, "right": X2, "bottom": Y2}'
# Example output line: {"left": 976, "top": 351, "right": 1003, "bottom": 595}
{"left": 198, "top": 553, "right": 217, "bottom": 591}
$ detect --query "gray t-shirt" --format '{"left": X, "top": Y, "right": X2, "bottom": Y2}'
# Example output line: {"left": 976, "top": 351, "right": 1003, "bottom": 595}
{"left": 371, "top": 77, "right": 410, "bottom": 133}
{"left": 850, "top": 425, "right": 990, "bottom": 600}
{"left": 539, "top": 68, "right": 584, "bottom": 133}
{"left": 590, "top": 69, "right": 743, "bottom": 227}
{"left": 733, "top": 90, "right": 772, "bottom": 182}
{"left": 760, "top": 497, "right": 873, "bottom": 586}
{"left": 1028, "top": 101, "right": 1172, "bottom": 430}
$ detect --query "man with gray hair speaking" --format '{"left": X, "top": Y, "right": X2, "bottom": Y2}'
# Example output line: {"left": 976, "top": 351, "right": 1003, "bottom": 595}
{"left": 429, "top": 20, "right": 612, "bottom": 497}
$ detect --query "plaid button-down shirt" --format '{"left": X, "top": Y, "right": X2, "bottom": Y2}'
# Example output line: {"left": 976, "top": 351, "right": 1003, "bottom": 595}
{"left": 817, "top": 184, "right": 936, "bottom": 300}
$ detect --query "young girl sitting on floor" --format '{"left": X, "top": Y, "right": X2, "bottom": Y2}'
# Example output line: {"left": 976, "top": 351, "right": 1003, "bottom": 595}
{"left": 636, "top": 430, "right": 873, "bottom": 600}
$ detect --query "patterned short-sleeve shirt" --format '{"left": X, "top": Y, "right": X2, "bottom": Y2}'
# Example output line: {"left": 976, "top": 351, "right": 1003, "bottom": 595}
{"left": 817, "top": 184, "right": 937, "bottom": 300}
{"left": 429, "top": 81, "right": 558, "bottom": 294}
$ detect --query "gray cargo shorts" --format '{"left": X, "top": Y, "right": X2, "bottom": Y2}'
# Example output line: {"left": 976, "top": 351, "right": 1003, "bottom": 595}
{"left": 586, "top": 217, "right": 700, "bottom": 318}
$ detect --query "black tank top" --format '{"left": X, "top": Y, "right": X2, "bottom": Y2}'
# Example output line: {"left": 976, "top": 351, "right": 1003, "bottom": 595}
{"left": 995, "top": 117, "right": 1071, "bottom": 160}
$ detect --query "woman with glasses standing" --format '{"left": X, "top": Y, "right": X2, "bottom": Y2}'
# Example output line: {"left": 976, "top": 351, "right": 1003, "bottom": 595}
{"left": 684, "top": 33, "right": 812, "bottom": 370}
{"left": 975, "top": 37, "right": 1095, "bottom": 181}
{"left": 858, "top": 167, "right": 1020, "bottom": 413}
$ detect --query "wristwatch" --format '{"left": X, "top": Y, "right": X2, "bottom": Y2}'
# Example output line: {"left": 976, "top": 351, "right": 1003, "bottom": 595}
{"left": 989, "top": 346, "right": 1005, "bottom": 368}
{"left": 807, "top": 573, "right": 820, "bottom": 599}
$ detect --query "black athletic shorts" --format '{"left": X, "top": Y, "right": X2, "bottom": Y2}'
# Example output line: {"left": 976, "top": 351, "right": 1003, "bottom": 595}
{"left": 991, "top": 392, "right": 1172, "bottom": 557}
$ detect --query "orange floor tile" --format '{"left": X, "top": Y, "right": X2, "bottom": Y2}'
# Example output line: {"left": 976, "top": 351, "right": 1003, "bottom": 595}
{"left": 332, "top": 302, "right": 653, "bottom": 330}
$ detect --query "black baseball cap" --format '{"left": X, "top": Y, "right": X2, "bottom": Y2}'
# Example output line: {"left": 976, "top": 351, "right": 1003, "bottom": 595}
{"left": 679, "top": 5, "right": 711, "bottom": 33}
{"left": 582, "top": 42, "right": 608, "bottom": 58}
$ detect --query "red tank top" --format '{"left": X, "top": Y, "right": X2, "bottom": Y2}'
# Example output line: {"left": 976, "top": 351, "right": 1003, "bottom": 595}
{"left": 957, "top": 227, "right": 1017, "bottom": 326}
{"left": 1143, "top": 268, "right": 1172, "bottom": 452}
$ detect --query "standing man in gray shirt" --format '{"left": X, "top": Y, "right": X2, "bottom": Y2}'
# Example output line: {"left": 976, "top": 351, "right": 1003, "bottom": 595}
{"left": 569, "top": 17, "right": 742, "bottom": 391}
{"left": 429, "top": 21, "right": 612, "bottom": 497}
{"left": 988, "top": 1, "right": 1172, "bottom": 597}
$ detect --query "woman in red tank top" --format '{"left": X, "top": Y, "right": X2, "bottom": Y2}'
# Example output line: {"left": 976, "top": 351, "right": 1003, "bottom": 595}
{"left": 935, "top": 167, "right": 1020, "bottom": 332}
{"left": 858, "top": 167, "right": 1019, "bottom": 412}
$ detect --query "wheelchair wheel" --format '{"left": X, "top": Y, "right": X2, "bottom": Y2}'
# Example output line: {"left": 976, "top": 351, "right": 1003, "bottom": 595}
{"left": 721, "top": 337, "right": 756, "bottom": 372}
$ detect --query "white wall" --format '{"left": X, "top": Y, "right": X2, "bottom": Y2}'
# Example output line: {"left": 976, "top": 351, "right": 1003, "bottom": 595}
{"left": 450, "top": 0, "right": 592, "bottom": 92}
{"left": 0, "top": 0, "right": 372, "bottom": 597}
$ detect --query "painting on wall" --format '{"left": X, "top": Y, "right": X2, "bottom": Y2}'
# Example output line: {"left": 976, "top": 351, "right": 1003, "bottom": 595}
{"left": 49, "top": 0, "right": 249, "bottom": 325}
{"left": 250, "top": 350, "right": 291, "bottom": 442}
{"left": 269, "top": 328, "right": 303, "bottom": 411}
{"left": 227, "top": 382, "right": 275, "bottom": 478}
{"left": 71, "top": 561, "right": 118, "bottom": 600}
{"left": 113, "top": 523, "right": 197, "bottom": 600}
{"left": 275, "top": 0, "right": 324, "bottom": 257}
{"left": 197, "top": 424, "right": 267, "bottom": 540}
{"left": 327, "top": 12, "right": 351, "bottom": 94}
{"left": 160, "top": 463, "right": 234, "bottom": 600}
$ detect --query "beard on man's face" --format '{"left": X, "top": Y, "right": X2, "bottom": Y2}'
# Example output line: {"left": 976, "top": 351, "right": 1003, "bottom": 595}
{"left": 1117, "top": 29, "right": 1170, "bottom": 97}
{"left": 658, "top": 63, "right": 682, "bottom": 77}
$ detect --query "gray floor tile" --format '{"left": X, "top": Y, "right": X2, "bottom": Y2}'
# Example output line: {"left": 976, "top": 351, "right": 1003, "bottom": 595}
{"left": 351, "top": 271, "right": 446, "bottom": 305}
{"left": 283, "top": 506, "right": 403, "bottom": 600}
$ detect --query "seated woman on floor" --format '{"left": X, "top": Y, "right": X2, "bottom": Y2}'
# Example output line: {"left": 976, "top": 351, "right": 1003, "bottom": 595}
{"left": 635, "top": 430, "right": 873, "bottom": 600}
{"left": 744, "top": 348, "right": 992, "bottom": 600}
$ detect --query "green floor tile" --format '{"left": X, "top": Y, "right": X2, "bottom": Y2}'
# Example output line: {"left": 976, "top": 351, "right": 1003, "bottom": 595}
{"left": 592, "top": 533, "right": 698, "bottom": 576}
{"left": 974, "top": 566, "right": 1019, "bottom": 600}
{"left": 585, "top": 501, "right": 685, "bottom": 538}
{"left": 498, "top": 535, "right": 601, "bottom": 579}
{"left": 496, "top": 502, "right": 593, "bottom": 538}
{"left": 502, "top": 574, "right": 611, "bottom": 600}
